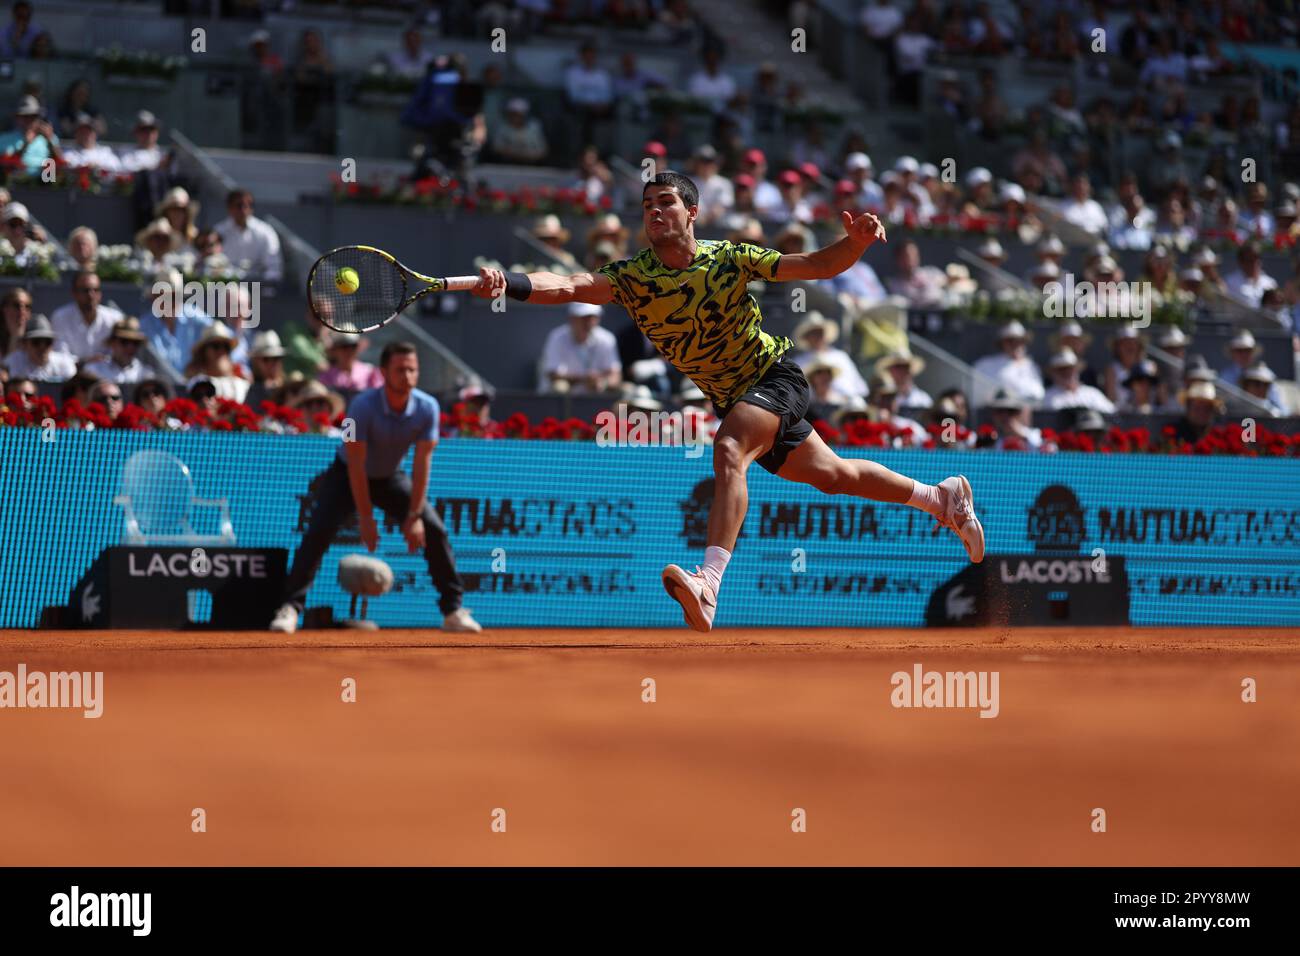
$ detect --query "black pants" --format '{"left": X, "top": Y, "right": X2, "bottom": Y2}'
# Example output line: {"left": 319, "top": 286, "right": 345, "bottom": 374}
{"left": 283, "top": 459, "right": 465, "bottom": 615}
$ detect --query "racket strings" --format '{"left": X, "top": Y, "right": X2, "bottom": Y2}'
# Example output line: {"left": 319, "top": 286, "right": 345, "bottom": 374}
{"left": 308, "top": 247, "right": 408, "bottom": 333}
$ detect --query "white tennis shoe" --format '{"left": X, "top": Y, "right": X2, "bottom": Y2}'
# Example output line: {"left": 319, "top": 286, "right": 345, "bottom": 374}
{"left": 269, "top": 603, "right": 299, "bottom": 634}
{"left": 662, "top": 564, "right": 718, "bottom": 632}
{"left": 938, "top": 475, "right": 985, "bottom": 563}
{"left": 443, "top": 608, "right": 483, "bottom": 633}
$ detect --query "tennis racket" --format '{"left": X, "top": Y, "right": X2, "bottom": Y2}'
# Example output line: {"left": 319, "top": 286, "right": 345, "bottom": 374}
{"left": 306, "top": 245, "right": 479, "bottom": 334}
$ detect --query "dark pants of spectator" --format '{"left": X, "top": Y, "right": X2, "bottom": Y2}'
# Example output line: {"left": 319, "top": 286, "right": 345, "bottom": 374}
{"left": 283, "top": 458, "right": 465, "bottom": 616}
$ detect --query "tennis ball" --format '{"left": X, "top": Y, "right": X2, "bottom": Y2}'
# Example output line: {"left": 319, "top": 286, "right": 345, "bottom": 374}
{"left": 335, "top": 267, "right": 360, "bottom": 295}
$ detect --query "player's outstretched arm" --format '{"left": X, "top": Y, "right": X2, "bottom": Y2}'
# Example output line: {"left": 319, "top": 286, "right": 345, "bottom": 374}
{"left": 775, "top": 211, "right": 887, "bottom": 281}
{"left": 470, "top": 268, "right": 614, "bottom": 306}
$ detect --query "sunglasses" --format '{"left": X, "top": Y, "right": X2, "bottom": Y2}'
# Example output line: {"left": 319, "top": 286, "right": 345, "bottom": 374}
{"left": 99, "top": 393, "right": 123, "bottom": 402}
{"left": 137, "top": 390, "right": 162, "bottom": 400}
{"left": 75, "top": 286, "right": 102, "bottom": 295}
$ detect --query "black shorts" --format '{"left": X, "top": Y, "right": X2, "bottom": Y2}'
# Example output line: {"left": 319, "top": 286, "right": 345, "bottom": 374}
{"left": 715, "top": 353, "right": 813, "bottom": 475}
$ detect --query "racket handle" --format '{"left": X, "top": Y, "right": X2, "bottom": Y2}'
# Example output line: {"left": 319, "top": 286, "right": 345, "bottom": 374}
{"left": 443, "top": 275, "right": 480, "bottom": 292}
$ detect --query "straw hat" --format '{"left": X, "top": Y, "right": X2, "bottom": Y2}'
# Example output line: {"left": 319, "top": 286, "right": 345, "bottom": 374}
{"left": 154, "top": 186, "right": 197, "bottom": 219}
{"left": 1072, "top": 408, "right": 1108, "bottom": 432}
{"left": 250, "top": 330, "right": 286, "bottom": 359}
{"left": 621, "top": 383, "right": 662, "bottom": 411}
{"left": 976, "top": 237, "right": 1006, "bottom": 261}
{"left": 1036, "top": 235, "right": 1066, "bottom": 258}
{"left": 1047, "top": 347, "right": 1080, "bottom": 370}
{"left": 987, "top": 388, "right": 1027, "bottom": 411}
{"left": 586, "top": 213, "right": 628, "bottom": 246}
{"left": 292, "top": 381, "right": 345, "bottom": 417}
{"left": 326, "top": 330, "right": 365, "bottom": 353}
{"left": 996, "top": 320, "right": 1031, "bottom": 342}
{"left": 1107, "top": 325, "right": 1147, "bottom": 348}
{"left": 190, "top": 321, "right": 238, "bottom": 361}
{"left": 1241, "top": 362, "right": 1277, "bottom": 385}
{"left": 532, "top": 214, "right": 570, "bottom": 242}
{"left": 109, "top": 316, "right": 146, "bottom": 342}
{"left": 1181, "top": 380, "right": 1224, "bottom": 411}
{"left": 1051, "top": 319, "right": 1092, "bottom": 350}
{"left": 21, "top": 313, "right": 53, "bottom": 340}
{"left": 868, "top": 373, "right": 897, "bottom": 396}
{"left": 945, "top": 263, "right": 979, "bottom": 295}
{"left": 1156, "top": 326, "right": 1189, "bottom": 349}
{"left": 1224, "top": 330, "right": 1262, "bottom": 360}
{"left": 832, "top": 395, "right": 872, "bottom": 426}
{"left": 136, "top": 217, "right": 178, "bottom": 251}
{"left": 804, "top": 358, "right": 841, "bottom": 380}
{"left": 793, "top": 311, "right": 839, "bottom": 346}
{"left": 1030, "top": 260, "right": 1061, "bottom": 281}
{"left": 874, "top": 348, "right": 925, "bottom": 377}
{"left": 1123, "top": 358, "right": 1160, "bottom": 386}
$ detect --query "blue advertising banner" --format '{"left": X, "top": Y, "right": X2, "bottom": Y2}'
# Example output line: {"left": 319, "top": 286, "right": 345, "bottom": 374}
{"left": 1, "top": 430, "right": 1297, "bottom": 629}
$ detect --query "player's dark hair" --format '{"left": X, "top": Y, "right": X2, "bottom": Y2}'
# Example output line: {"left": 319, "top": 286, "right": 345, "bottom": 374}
{"left": 226, "top": 188, "right": 253, "bottom": 207}
{"left": 380, "top": 341, "right": 418, "bottom": 368}
{"left": 644, "top": 171, "right": 699, "bottom": 210}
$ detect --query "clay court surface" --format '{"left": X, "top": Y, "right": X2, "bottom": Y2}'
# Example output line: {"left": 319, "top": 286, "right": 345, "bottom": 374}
{"left": 1, "top": 626, "right": 1297, "bottom": 866}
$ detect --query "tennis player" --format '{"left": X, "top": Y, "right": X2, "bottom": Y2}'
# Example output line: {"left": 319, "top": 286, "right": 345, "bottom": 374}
{"left": 471, "top": 171, "right": 984, "bottom": 632}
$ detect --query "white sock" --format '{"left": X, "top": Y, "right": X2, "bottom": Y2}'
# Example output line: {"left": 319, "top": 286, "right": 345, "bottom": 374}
{"left": 700, "top": 545, "right": 731, "bottom": 592}
{"left": 906, "top": 480, "right": 945, "bottom": 518}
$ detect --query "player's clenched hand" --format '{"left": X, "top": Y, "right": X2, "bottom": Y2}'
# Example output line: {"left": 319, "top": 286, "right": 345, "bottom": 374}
{"left": 843, "top": 210, "right": 887, "bottom": 247}
{"left": 402, "top": 515, "right": 426, "bottom": 554}
{"left": 471, "top": 266, "right": 506, "bottom": 299}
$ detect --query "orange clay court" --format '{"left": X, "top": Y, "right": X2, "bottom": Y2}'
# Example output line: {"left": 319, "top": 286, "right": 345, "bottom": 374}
{"left": 1, "top": 626, "right": 1297, "bottom": 867}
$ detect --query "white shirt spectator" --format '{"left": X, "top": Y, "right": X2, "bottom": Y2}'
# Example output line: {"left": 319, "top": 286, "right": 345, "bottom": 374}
{"left": 857, "top": 179, "right": 886, "bottom": 209}
{"left": 973, "top": 353, "right": 1045, "bottom": 405}
{"left": 695, "top": 173, "right": 735, "bottom": 224}
{"left": 85, "top": 355, "right": 149, "bottom": 385}
{"left": 50, "top": 302, "right": 123, "bottom": 362}
{"left": 116, "top": 144, "right": 163, "bottom": 173}
{"left": 188, "top": 373, "right": 250, "bottom": 403}
{"left": 1139, "top": 51, "right": 1189, "bottom": 86}
{"left": 896, "top": 383, "right": 934, "bottom": 409}
{"left": 1043, "top": 383, "right": 1116, "bottom": 412}
{"left": 565, "top": 63, "right": 614, "bottom": 107}
{"left": 61, "top": 142, "right": 121, "bottom": 172}
{"left": 1061, "top": 196, "right": 1109, "bottom": 234}
{"left": 387, "top": 47, "right": 434, "bottom": 80}
{"left": 1224, "top": 269, "right": 1278, "bottom": 306}
{"left": 887, "top": 266, "right": 947, "bottom": 308}
{"left": 688, "top": 69, "right": 737, "bottom": 113}
{"left": 4, "top": 347, "right": 76, "bottom": 381}
{"left": 772, "top": 195, "right": 815, "bottom": 225}
{"left": 491, "top": 116, "right": 548, "bottom": 163}
{"left": 793, "top": 348, "right": 869, "bottom": 399}
{"left": 214, "top": 215, "right": 283, "bottom": 282}
{"left": 861, "top": 2, "right": 904, "bottom": 39}
{"left": 1238, "top": 209, "right": 1275, "bottom": 237}
{"left": 893, "top": 30, "right": 936, "bottom": 72}
{"left": 1219, "top": 365, "right": 1287, "bottom": 411}
{"left": 539, "top": 323, "right": 620, "bottom": 393}
{"left": 828, "top": 261, "right": 888, "bottom": 307}
{"left": 751, "top": 180, "right": 784, "bottom": 218}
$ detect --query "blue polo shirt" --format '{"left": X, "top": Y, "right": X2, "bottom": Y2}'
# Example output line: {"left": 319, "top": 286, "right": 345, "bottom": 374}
{"left": 337, "top": 386, "right": 440, "bottom": 477}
